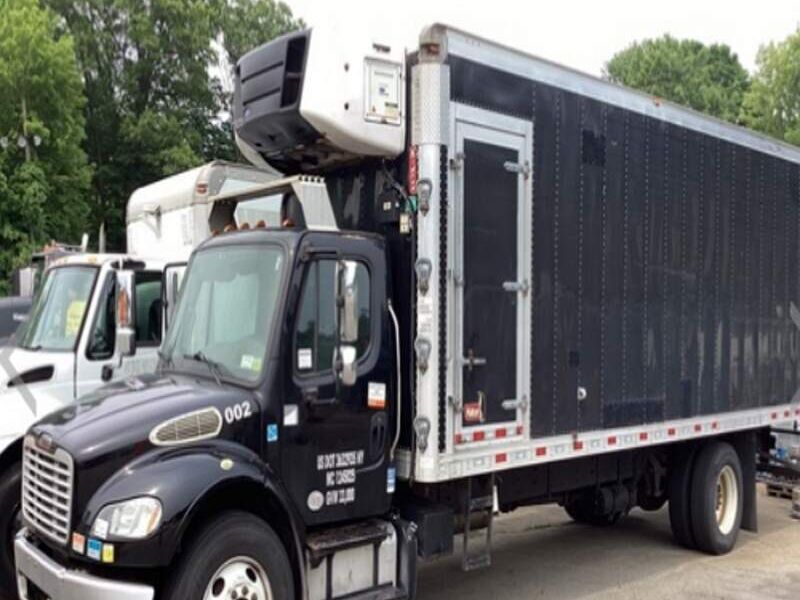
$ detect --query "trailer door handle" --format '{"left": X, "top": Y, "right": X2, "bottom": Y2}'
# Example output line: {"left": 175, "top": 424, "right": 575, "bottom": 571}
{"left": 502, "top": 397, "right": 528, "bottom": 412}
{"left": 502, "top": 280, "right": 529, "bottom": 295}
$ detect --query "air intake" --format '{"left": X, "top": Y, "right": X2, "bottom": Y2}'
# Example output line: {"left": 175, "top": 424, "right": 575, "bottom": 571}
{"left": 149, "top": 408, "right": 223, "bottom": 446}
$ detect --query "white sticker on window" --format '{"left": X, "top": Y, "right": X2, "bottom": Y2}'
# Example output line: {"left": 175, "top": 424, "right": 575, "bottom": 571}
{"left": 240, "top": 354, "right": 262, "bottom": 372}
{"left": 298, "top": 348, "right": 313, "bottom": 370}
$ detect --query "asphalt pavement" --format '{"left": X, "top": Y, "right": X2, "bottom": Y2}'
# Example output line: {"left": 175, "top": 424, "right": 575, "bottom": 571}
{"left": 418, "top": 485, "right": 799, "bottom": 600}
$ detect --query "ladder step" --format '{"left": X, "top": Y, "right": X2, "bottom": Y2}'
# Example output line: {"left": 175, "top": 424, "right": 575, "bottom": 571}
{"left": 469, "top": 496, "right": 493, "bottom": 511}
{"left": 461, "top": 475, "right": 495, "bottom": 572}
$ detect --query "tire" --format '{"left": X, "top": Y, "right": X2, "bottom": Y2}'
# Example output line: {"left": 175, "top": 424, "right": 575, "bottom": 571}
{"left": 690, "top": 441, "right": 743, "bottom": 555}
{"left": 162, "top": 512, "right": 294, "bottom": 600}
{"left": 0, "top": 463, "right": 21, "bottom": 600}
{"left": 668, "top": 444, "right": 697, "bottom": 549}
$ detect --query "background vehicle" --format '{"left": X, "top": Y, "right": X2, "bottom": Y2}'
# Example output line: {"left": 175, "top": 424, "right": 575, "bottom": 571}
{"left": 13, "top": 24, "right": 800, "bottom": 600}
{"left": 0, "top": 239, "right": 89, "bottom": 345}
{"left": 0, "top": 161, "right": 275, "bottom": 597}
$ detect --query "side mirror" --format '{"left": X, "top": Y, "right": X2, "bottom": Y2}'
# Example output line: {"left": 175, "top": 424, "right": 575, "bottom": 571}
{"left": 334, "top": 345, "right": 357, "bottom": 387}
{"left": 334, "top": 260, "right": 360, "bottom": 387}
{"left": 335, "top": 260, "right": 359, "bottom": 344}
{"left": 115, "top": 270, "right": 136, "bottom": 357}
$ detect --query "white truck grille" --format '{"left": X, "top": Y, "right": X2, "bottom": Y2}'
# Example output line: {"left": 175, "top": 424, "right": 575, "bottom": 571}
{"left": 21, "top": 434, "right": 74, "bottom": 545}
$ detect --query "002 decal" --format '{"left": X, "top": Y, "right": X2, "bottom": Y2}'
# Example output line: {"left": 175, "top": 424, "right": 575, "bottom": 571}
{"left": 224, "top": 401, "right": 253, "bottom": 424}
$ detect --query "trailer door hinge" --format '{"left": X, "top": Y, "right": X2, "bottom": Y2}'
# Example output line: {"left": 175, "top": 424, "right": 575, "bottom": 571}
{"left": 450, "top": 153, "right": 465, "bottom": 171}
{"left": 503, "top": 160, "right": 530, "bottom": 179}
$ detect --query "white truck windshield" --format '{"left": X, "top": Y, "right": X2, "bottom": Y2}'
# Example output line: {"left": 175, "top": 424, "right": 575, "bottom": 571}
{"left": 161, "top": 244, "right": 285, "bottom": 384}
{"left": 18, "top": 266, "right": 97, "bottom": 351}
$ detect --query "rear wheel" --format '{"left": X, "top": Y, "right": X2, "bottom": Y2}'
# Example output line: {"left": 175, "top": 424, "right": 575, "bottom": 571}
{"left": 690, "top": 441, "right": 743, "bottom": 555}
{"left": 0, "top": 463, "right": 21, "bottom": 600}
{"left": 162, "top": 512, "right": 294, "bottom": 600}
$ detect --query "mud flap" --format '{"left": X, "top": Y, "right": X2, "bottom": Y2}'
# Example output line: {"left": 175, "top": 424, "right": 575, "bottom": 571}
{"left": 732, "top": 431, "right": 758, "bottom": 533}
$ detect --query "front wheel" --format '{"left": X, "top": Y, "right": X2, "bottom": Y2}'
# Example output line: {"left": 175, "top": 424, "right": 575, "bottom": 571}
{"left": 162, "top": 512, "right": 294, "bottom": 600}
{"left": 0, "top": 463, "right": 21, "bottom": 600}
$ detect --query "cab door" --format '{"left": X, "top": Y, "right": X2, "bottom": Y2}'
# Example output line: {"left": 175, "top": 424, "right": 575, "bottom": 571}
{"left": 76, "top": 269, "right": 164, "bottom": 397}
{"left": 280, "top": 233, "right": 394, "bottom": 527}
{"left": 452, "top": 103, "right": 533, "bottom": 441}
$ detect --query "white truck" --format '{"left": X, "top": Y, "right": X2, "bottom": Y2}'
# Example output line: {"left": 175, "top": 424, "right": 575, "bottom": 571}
{"left": 0, "top": 160, "right": 275, "bottom": 596}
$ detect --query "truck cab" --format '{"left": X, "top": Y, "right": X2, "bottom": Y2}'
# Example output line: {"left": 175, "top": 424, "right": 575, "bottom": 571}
{"left": 0, "top": 161, "right": 278, "bottom": 596}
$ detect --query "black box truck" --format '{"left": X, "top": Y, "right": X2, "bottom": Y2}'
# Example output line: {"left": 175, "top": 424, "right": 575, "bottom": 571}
{"left": 12, "top": 23, "right": 800, "bottom": 600}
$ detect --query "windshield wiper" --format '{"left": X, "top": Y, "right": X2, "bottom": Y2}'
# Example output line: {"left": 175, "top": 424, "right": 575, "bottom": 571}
{"left": 157, "top": 349, "right": 174, "bottom": 371}
{"left": 183, "top": 351, "right": 224, "bottom": 385}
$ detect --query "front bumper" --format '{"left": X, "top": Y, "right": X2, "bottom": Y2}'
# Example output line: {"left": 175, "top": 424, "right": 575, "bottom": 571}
{"left": 14, "top": 530, "right": 154, "bottom": 600}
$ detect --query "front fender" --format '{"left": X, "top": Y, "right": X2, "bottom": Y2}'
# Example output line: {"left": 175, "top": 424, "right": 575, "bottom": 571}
{"left": 78, "top": 441, "right": 302, "bottom": 571}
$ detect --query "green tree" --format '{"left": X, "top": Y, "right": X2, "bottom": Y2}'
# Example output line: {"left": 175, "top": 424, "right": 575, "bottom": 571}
{"left": 0, "top": 0, "right": 91, "bottom": 294}
{"left": 45, "top": 0, "right": 302, "bottom": 251}
{"left": 45, "top": 0, "right": 224, "bottom": 249}
{"left": 220, "top": 0, "right": 301, "bottom": 67}
{"left": 606, "top": 35, "right": 750, "bottom": 123}
{"left": 740, "top": 28, "right": 800, "bottom": 146}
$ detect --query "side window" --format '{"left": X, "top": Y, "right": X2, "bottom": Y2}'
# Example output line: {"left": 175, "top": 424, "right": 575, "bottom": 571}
{"left": 87, "top": 274, "right": 115, "bottom": 360}
{"left": 294, "top": 260, "right": 371, "bottom": 375}
{"left": 134, "top": 271, "right": 163, "bottom": 345}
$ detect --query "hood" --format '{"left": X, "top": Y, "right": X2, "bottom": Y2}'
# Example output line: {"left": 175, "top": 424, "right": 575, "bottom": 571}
{"left": 0, "top": 346, "right": 73, "bottom": 392}
{"left": 30, "top": 373, "right": 260, "bottom": 512}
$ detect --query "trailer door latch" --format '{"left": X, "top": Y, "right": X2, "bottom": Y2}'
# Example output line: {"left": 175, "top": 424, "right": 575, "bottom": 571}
{"left": 502, "top": 279, "right": 529, "bottom": 295}
{"left": 503, "top": 160, "right": 531, "bottom": 179}
{"left": 501, "top": 396, "right": 528, "bottom": 412}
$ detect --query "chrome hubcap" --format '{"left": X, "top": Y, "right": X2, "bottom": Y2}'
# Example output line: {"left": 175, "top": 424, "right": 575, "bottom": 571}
{"left": 715, "top": 465, "right": 738, "bottom": 535}
{"left": 204, "top": 557, "right": 272, "bottom": 600}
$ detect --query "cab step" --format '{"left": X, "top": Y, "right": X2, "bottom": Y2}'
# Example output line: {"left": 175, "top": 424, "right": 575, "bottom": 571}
{"left": 305, "top": 518, "right": 417, "bottom": 600}
{"left": 307, "top": 519, "right": 392, "bottom": 566}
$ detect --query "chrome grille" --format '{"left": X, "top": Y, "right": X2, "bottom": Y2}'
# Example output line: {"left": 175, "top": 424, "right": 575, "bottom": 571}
{"left": 21, "top": 435, "right": 73, "bottom": 545}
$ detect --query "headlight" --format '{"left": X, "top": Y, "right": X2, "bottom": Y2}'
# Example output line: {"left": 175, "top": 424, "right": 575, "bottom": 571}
{"left": 91, "top": 497, "right": 163, "bottom": 540}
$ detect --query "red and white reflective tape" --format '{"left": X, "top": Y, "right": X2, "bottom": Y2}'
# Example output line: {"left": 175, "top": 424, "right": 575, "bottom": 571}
{"left": 428, "top": 403, "right": 800, "bottom": 482}
{"left": 455, "top": 424, "right": 524, "bottom": 445}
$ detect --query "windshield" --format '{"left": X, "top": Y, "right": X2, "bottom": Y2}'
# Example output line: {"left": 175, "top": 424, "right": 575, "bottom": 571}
{"left": 18, "top": 266, "right": 97, "bottom": 351}
{"left": 161, "top": 244, "right": 285, "bottom": 384}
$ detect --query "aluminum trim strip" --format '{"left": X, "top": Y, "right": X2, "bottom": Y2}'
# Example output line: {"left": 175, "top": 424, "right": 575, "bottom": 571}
{"left": 412, "top": 403, "right": 799, "bottom": 482}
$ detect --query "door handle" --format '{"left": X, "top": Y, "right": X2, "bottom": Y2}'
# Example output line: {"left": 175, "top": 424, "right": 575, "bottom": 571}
{"left": 101, "top": 364, "right": 114, "bottom": 382}
{"left": 303, "top": 387, "right": 337, "bottom": 408}
{"left": 502, "top": 397, "right": 528, "bottom": 412}
{"left": 502, "top": 280, "right": 529, "bottom": 295}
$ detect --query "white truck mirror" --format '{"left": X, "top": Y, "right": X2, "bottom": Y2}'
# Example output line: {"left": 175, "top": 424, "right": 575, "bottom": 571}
{"left": 334, "top": 345, "right": 357, "bottom": 387}
{"left": 335, "top": 260, "right": 359, "bottom": 344}
{"left": 115, "top": 270, "right": 136, "bottom": 357}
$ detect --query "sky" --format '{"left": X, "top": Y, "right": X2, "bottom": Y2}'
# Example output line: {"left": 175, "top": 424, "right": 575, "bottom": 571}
{"left": 285, "top": 0, "right": 799, "bottom": 76}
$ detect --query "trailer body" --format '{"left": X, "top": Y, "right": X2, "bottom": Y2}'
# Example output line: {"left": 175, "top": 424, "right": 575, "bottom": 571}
{"left": 12, "top": 23, "right": 800, "bottom": 600}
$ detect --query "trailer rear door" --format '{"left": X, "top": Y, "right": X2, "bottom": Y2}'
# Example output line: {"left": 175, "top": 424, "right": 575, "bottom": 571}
{"left": 452, "top": 104, "right": 532, "bottom": 441}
